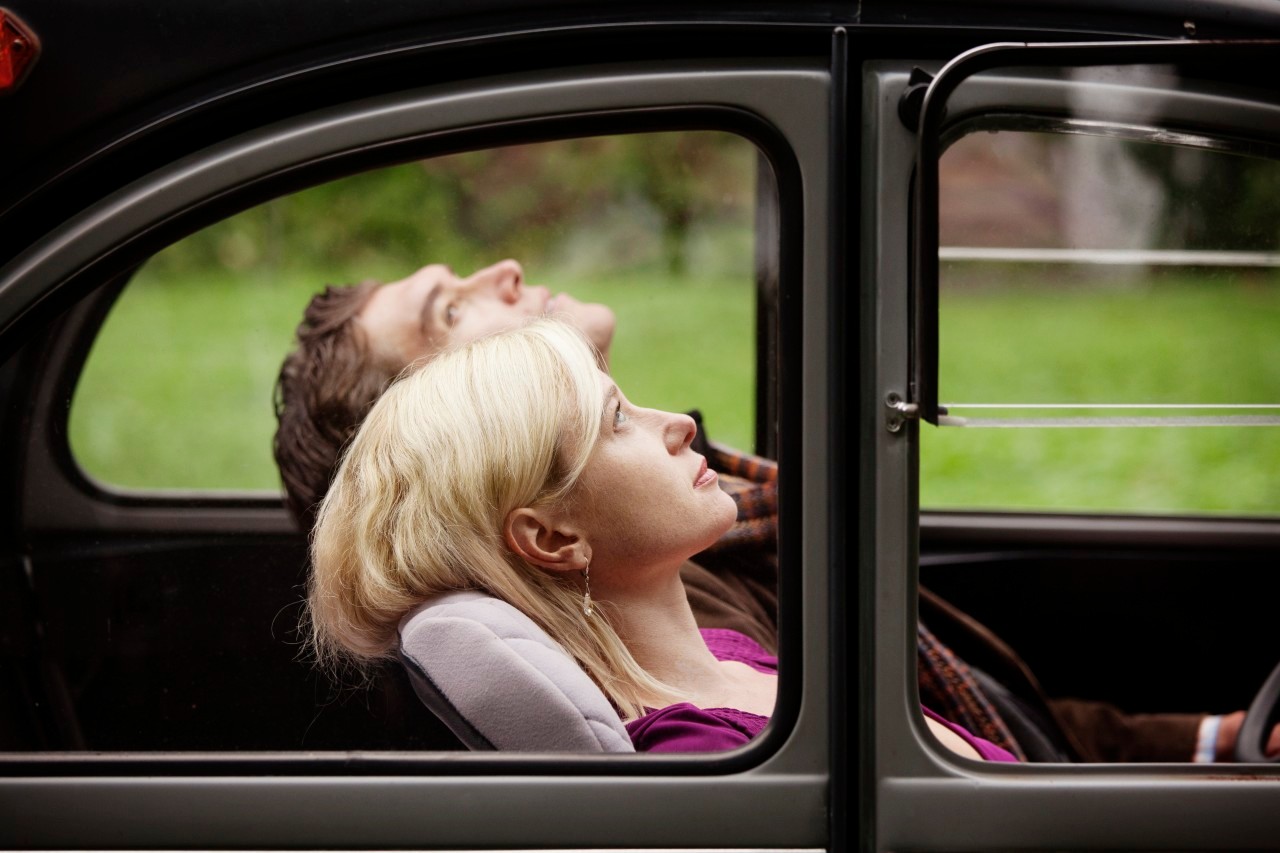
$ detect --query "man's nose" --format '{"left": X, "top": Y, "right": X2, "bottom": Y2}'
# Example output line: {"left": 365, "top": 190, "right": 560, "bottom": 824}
{"left": 466, "top": 259, "right": 524, "bottom": 302}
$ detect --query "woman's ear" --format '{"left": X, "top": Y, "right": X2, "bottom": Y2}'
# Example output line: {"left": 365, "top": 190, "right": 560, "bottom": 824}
{"left": 504, "top": 507, "right": 588, "bottom": 574}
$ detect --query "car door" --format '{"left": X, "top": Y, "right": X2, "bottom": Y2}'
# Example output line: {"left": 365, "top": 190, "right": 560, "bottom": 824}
{"left": 866, "top": 40, "right": 1280, "bottom": 851}
{"left": 0, "top": 52, "right": 836, "bottom": 849}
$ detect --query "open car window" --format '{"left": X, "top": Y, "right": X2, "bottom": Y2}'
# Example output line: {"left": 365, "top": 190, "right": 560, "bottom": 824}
{"left": 69, "top": 132, "right": 764, "bottom": 494}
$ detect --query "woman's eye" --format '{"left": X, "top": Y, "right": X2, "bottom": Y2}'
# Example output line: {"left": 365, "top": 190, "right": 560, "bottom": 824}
{"left": 444, "top": 304, "right": 460, "bottom": 326}
{"left": 613, "top": 407, "right": 629, "bottom": 428}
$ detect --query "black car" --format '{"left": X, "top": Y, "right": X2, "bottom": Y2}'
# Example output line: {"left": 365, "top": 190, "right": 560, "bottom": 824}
{"left": 3, "top": 1, "right": 1280, "bottom": 849}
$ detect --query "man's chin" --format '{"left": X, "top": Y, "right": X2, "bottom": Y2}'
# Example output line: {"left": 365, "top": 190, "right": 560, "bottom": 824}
{"left": 547, "top": 296, "right": 616, "bottom": 357}
{"left": 582, "top": 307, "right": 616, "bottom": 358}
{"left": 558, "top": 301, "right": 614, "bottom": 353}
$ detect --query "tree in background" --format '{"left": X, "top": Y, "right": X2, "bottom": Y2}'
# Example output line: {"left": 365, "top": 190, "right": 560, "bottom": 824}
{"left": 148, "top": 131, "right": 757, "bottom": 282}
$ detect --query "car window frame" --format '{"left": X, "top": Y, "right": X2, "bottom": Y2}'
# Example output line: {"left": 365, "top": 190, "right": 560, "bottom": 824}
{"left": 1, "top": 57, "right": 834, "bottom": 851}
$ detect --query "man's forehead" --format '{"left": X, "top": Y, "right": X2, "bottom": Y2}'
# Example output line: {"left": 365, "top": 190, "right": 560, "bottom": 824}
{"left": 355, "top": 270, "right": 448, "bottom": 368}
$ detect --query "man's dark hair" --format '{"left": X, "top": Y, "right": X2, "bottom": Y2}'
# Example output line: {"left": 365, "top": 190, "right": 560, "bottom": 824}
{"left": 273, "top": 280, "right": 391, "bottom": 529}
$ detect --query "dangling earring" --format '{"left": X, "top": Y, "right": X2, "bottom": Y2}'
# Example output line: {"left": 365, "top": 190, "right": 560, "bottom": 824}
{"left": 581, "top": 563, "right": 595, "bottom": 617}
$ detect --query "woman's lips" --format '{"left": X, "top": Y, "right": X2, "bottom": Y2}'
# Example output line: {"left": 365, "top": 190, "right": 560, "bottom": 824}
{"left": 694, "top": 456, "right": 717, "bottom": 488}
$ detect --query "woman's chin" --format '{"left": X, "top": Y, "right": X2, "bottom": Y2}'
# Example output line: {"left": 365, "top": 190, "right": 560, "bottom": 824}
{"left": 706, "top": 492, "right": 741, "bottom": 542}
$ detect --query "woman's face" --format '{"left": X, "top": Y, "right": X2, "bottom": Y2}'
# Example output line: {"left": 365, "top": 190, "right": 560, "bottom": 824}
{"left": 358, "top": 259, "right": 616, "bottom": 369}
{"left": 566, "top": 373, "right": 739, "bottom": 582}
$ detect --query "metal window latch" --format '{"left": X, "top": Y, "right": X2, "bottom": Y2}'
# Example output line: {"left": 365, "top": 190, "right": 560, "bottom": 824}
{"left": 884, "top": 392, "right": 920, "bottom": 433}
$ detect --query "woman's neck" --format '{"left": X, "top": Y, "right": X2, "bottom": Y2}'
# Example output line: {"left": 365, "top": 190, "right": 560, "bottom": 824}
{"left": 600, "top": 566, "right": 728, "bottom": 698}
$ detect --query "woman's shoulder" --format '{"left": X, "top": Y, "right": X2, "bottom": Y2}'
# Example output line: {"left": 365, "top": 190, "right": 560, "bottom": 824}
{"left": 626, "top": 702, "right": 768, "bottom": 753}
{"left": 699, "top": 628, "right": 777, "bottom": 674}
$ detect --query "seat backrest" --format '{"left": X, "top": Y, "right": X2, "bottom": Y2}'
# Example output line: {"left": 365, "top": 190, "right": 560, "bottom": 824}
{"left": 397, "top": 590, "right": 635, "bottom": 752}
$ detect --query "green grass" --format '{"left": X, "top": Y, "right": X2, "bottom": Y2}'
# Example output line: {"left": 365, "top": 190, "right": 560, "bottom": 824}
{"left": 923, "top": 271, "right": 1280, "bottom": 514}
{"left": 68, "top": 266, "right": 755, "bottom": 493}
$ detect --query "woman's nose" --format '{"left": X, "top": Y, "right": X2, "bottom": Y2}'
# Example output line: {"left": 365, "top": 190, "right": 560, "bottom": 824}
{"left": 663, "top": 411, "right": 697, "bottom": 454}
{"left": 467, "top": 259, "right": 524, "bottom": 302}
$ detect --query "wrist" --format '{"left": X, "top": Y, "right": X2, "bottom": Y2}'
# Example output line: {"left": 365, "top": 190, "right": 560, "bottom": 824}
{"left": 1194, "top": 714, "right": 1221, "bottom": 763}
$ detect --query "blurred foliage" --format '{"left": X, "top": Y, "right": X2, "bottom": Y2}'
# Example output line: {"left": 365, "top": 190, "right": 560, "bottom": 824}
{"left": 145, "top": 132, "right": 757, "bottom": 282}
{"left": 1126, "top": 141, "right": 1280, "bottom": 251}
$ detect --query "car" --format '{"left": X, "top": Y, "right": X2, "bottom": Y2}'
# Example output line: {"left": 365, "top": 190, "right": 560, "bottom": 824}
{"left": 3, "top": 1, "right": 1280, "bottom": 850}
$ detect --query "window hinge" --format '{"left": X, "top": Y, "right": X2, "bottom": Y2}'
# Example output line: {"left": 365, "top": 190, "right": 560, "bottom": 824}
{"left": 885, "top": 392, "right": 920, "bottom": 433}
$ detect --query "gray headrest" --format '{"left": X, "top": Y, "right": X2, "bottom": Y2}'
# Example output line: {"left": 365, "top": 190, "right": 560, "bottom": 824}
{"left": 397, "top": 590, "right": 635, "bottom": 752}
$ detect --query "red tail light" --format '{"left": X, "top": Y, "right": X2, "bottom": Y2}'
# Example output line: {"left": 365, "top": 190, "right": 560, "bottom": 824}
{"left": 0, "top": 8, "right": 38, "bottom": 94}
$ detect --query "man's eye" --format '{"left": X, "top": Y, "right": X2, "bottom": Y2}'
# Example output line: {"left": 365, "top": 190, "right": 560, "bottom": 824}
{"left": 613, "top": 407, "right": 629, "bottom": 428}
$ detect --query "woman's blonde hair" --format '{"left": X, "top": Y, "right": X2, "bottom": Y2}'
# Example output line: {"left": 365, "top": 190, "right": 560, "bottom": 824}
{"left": 308, "top": 318, "right": 674, "bottom": 719}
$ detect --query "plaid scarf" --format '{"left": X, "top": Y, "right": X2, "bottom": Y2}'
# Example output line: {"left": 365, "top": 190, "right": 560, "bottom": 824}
{"left": 917, "top": 623, "right": 1024, "bottom": 758}
{"left": 703, "top": 441, "right": 778, "bottom": 554}
{"left": 698, "top": 434, "right": 1023, "bottom": 758}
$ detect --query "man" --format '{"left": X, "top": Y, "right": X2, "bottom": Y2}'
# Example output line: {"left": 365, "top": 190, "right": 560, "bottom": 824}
{"left": 274, "top": 259, "right": 1277, "bottom": 762}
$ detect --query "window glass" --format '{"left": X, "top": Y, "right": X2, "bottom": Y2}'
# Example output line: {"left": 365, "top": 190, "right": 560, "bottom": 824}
{"left": 70, "top": 132, "right": 761, "bottom": 492}
{"left": 924, "top": 128, "right": 1280, "bottom": 514}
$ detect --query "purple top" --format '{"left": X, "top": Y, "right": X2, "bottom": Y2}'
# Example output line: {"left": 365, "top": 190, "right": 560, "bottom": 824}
{"left": 922, "top": 705, "right": 1019, "bottom": 762}
{"left": 626, "top": 629, "right": 775, "bottom": 752}
{"left": 624, "top": 630, "right": 1019, "bottom": 761}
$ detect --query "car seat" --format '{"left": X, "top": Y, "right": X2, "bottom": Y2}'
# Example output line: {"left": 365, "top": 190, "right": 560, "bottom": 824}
{"left": 396, "top": 590, "right": 635, "bottom": 752}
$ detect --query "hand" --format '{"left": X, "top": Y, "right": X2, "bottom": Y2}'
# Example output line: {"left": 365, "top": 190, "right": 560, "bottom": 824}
{"left": 1214, "top": 710, "right": 1280, "bottom": 761}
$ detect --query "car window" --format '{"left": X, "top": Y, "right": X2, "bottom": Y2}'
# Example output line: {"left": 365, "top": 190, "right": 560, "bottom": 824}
{"left": 23, "top": 128, "right": 780, "bottom": 755}
{"left": 924, "top": 125, "right": 1280, "bottom": 515}
{"left": 69, "top": 131, "right": 762, "bottom": 493}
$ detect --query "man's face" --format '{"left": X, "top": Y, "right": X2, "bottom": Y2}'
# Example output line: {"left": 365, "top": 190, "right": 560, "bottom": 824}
{"left": 357, "top": 260, "right": 616, "bottom": 370}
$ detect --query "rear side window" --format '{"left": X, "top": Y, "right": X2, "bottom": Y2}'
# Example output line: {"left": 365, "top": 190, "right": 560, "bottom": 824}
{"left": 69, "top": 131, "right": 763, "bottom": 493}
{"left": 924, "top": 126, "right": 1280, "bottom": 515}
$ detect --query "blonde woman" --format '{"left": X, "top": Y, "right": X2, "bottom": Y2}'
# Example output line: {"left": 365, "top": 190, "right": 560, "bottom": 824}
{"left": 308, "top": 318, "right": 1010, "bottom": 755}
